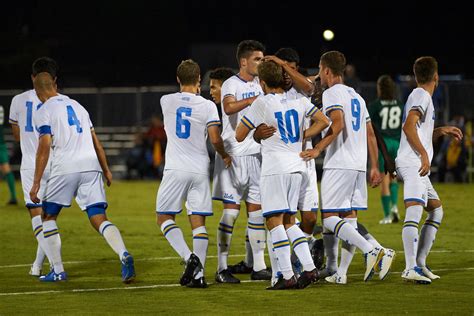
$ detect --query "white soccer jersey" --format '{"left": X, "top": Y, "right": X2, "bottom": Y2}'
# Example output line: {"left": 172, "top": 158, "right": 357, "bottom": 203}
{"left": 285, "top": 87, "right": 313, "bottom": 150}
{"left": 322, "top": 84, "right": 370, "bottom": 171}
{"left": 9, "top": 90, "right": 62, "bottom": 170}
{"left": 220, "top": 75, "right": 262, "bottom": 156}
{"left": 396, "top": 87, "right": 435, "bottom": 168}
{"left": 160, "top": 92, "right": 221, "bottom": 175}
{"left": 33, "top": 95, "right": 101, "bottom": 176}
{"left": 241, "top": 93, "right": 319, "bottom": 176}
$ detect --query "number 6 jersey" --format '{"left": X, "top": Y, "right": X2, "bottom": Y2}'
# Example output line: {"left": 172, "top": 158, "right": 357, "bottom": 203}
{"left": 33, "top": 95, "right": 101, "bottom": 176}
{"left": 322, "top": 84, "right": 370, "bottom": 172}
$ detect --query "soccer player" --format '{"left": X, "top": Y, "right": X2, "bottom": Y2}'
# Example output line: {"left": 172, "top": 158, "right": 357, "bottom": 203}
{"left": 209, "top": 68, "right": 235, "bottom": 105}
{"left": 213, "top": 40, "right": 271, "bottom": 283}
{"left": 301, "top": 51, "right": 394, "bottom": 284}
{"left": 396, "top": 56, "right": 462, "bottom": 284}
{"left": 156, "top": 60, "right": 231, "bottom": 288}
{"left": 369, "top": 75, "right": 403, "bottom": 224}
{"left": 30, "top": 72, "right": 135, "bottom": 283}
{"left": 0, "top": 105, "right": 18, "bottom": 205}
{"left": 8, "top": 57, "right": 60, "bottom": 276}
{"left": 236, "top": 60, "right": 328, "bottom": 289}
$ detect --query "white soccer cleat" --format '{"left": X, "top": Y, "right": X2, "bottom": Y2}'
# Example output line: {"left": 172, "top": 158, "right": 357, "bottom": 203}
{"left": 364, "top": 247, "right": 384, "bottom": 281}
{"left": 325, "top": 272, "right": 347, "bottom": 284}
{"left": 29, "top": 265, "right": 42, "bottom": 277}
{"left": 318, "top": 267, "right": 336, "bottom": 279}
{"left": 391, "top": 205, "right": 400, "bottom": 223}
{"left": 378, "top": 248, "right": 395, "bottom": 280}
{"left": 401, "top": 267, "right": 431, "bottom": 284}
{"left": 379, "top": 216, "right": 393, "bottom": 224}
{"left": 420, "top": 266, "right": 440, "bottom": 280}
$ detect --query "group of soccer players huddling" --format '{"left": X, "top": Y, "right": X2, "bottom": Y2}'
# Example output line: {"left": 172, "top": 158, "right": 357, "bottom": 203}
{"left": 10, "top": 39, "right": 463, "bottom": 289}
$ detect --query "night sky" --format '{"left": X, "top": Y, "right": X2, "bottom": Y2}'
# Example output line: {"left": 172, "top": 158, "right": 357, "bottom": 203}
{"left": 1, "top": 1, "right": 473, "bottom": 89}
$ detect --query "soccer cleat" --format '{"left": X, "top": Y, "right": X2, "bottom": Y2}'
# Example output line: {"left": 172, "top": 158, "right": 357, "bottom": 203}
{"left": 378, "top": 248, "right": 396, "bottom": 280}
{"left": 401, "top": 267, "right": 431, "bottom": 284}
{"left": 296, "top": 268, "right": 320, "bottom": 289}
{"left": 180, "top": 253, "right": 203, "bottom": 286}
{"left": 311, "top": 239, "right": 325, "bottom": 270}
{"left": 121, "top": 252, "right": 136, "bottom": 284}
{"left": 250, "top": 268, "right": 272, "bottom": 281}
{"left": 228, "top": 260, "right": 252, "bottom": 274}
{"left": 391, "top": 205, "right": 400, "bottom": 223}
{"left": 215, "top": 269, "right": 240, "bottom": 283}
{"left": 420, "top": 266, "right": 440, "bottom": 280}
{"left": 364, "top": 247, "right": 384, "bottom": 282}
{"left": 266, "top": 275, "right": 297, "bottom": 290}
{"left": 29, "top": 265, "right": 42, "bottom": 277}
{"left": 7, "top": 199, "right": 18, "bottom": 205}
{"left": 379, "top": 216, "right": 393, "bottom": 224}
{"left": 271, "top": 271, "right": 282, "bottom": 287}
{"left": 186, "top": 277, "right": 208, "bottom": 288}
{"left": 39, "top": 270, "right": 67, "bottom": 282}
{"left": 325, "top": 272, "right": 347, "bottom": 284}
{"left": 318, "top": 267, "right": 336, "bottom": 279}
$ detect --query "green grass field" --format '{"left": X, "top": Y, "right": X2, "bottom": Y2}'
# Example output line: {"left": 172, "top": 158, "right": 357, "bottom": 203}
{"left": 1, "top": 181, "right": 473, "bottom": 315}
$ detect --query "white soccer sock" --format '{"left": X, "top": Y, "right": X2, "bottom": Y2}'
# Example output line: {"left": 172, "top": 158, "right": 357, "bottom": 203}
{"left": 286, "top": 225, "right": 315, "bottom": 272}
{"left": 402, "top": 205, "right": 423, "bottom": 269}
{"left": 322, "top": 225, "right": 339, "bottom": 272}
{"left": 303, "top": 231, "right": 316, "bottom": 245}
{"left": 417, "top": 206, "right": 443, "bottom": 267}
{"left": 244, "top": 227, "right": 253, "bottom": 267}
{"left": 248, "top": 210, "right": 266, "bottom": 272}
{"left": 217, "top": 209, "right": 239, "bottom": 272}
{"left": 43, "top": 220, "right": 64, "bottom": 273}
{"left": 267, "top": 230, "right": 280, "bottom": 278}
{"left": 99, "top": 221, "right": 128, "bottom": 260}
{"left": 364, "top": 233, "right": 382, "bottom": 249}
{"left": 270, "top": 225, "right": 293, "bottom": 280}
{"left": 324, "top": 216, "right": 373, "bottom": 254}
{"left": 337, "top": 218, "right": 357, "bottom": 276}
{"left": 161, "top": 219, "right": 192, "bottom": 261}
{"left": 31, "top": 215, "right": 47, "bottom": 268}
{"left": 193, "top": 226, "right": 208, "bottom": 279}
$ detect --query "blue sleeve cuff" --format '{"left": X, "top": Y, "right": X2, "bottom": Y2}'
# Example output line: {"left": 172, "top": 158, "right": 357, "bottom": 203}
{"left": 38, "top": 125, "right": 52, "bottom": 135}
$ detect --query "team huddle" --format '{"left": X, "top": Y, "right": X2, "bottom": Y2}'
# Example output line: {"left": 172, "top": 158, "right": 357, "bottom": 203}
{"left": 9, "top": 40, "right": 463, "bottom": 289}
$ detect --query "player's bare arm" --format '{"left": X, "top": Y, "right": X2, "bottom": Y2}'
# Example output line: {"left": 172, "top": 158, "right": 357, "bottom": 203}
{"left": 433, "top": 126, "right": 463, "bottom": 141}
{"left": 208, "top": 125, "right": 232, "bottom": 168}
{"left": 264, "top": 55, "right": 314, "bottom": 96}
{"left": 223, "top": 95, "right": 258, "bottom": 115}
{"left": 30, "top": 134, "right": 51, "bottom": 203}
{"left": 403, "top": 110, "right": 430, "bottom": 176}
{"left": 367, "top": 121, "right": 383, "bottom": 187}
{"left": 92, "top": 130, "right": 113, "bottom": 186}
{"left": 300, "top": 109, "right": 344, "bottom": 160}
{"left": 303, "top": 110, "right": 329, "bottom": 139}
{"left": 235, "top": 121, "right": 252, "bottom": 143}
{"left": 11, "top": 124, "right": 20, "bottom": 142}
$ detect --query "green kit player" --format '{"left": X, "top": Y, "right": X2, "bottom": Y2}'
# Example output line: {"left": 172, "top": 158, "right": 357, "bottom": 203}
{"left": 0, "top": 105, "right": 18, "bottom": 205}
{"left": 369, "top": 75, "right": 403, "bottom": 224}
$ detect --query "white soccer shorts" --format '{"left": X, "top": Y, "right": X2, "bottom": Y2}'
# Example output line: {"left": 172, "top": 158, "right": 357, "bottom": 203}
{"left": 261, "top": 172, "right": 304, "bottom": 217}
{"left": 20, "top": 169, "right": 50, "bottom": 208}
{"left": 298, "top": 160, "right": 319, "bottom": 212}
{"left": 156, "top": 169, "right": 213, "bottom": 216}
{"left": 320, "top": 168, "right": 367, "bottom": 212}
{"left": 397, "top": 167, "right": 440, "bottom": 206}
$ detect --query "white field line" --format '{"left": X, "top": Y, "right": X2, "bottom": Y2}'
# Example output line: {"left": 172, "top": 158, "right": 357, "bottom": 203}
{"left": 1, "top": 249, "right": 473, "bottom": 269}
{"left": 1, "top": 267, "right": 473, "bottom": 297}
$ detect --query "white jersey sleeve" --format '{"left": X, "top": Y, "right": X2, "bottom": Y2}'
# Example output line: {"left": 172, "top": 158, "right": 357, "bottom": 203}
{"left": 322, "top": 88, "right": 344, "bottom": 116}
{"left": 34, "top": 103, "right": 52, "bottom": 136}
{"left": 206, "top": 102, "right": 221, "bottom": 129}
{"left": 241, "top": 97, "right": 265, "bottom": 130}
{"left": 303, "top": 98, "right": 319, "bottom": 118}
{"left": 8, "top": 97, "right": 19, "bottom": 125}
{"left": 407, "top": 89, "right": 430, "bottom": 120}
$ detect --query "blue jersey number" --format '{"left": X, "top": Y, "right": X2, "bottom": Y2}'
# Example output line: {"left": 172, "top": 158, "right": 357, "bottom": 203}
{"left": 25, "top": 101, "right": 34, "bottom": 132}
{"left": 176, "top": 107, "right": 192, "bottom": 139}
{"left": 274, "top": 109, "right": 300, "bottom": 144}
{"left": 351, "top": 98, "right": 361, "bottom": 131}
{"left": 67, "top": 106, "right": 83, "bottom": 133}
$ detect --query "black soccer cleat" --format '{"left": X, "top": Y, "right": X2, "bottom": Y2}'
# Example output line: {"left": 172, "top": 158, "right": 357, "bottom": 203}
{"left": 266, "top": 275, "right": 297, "bottom": 290}
{"left": 228, "top": 260, "right": 252, "bottom": 274}
{"left": 7, "top": 199, "right": 18, "bottom": 205}
{"left": 250, "top": 268, "right": 272, "bottom": 281}
{"left": 311, "top": 239, "right": 325, "bottom": 270}
{"left": 215, "top": 269, "right": 240, "bottom": 284}
{"left": 186, "top": 277, "right": 208, "bottom": 288}
{"left": 296, "top": 268, "right": 320, "bottom": 289}
{"left": 179, "top": 253, "right": 202, "bottom": 286}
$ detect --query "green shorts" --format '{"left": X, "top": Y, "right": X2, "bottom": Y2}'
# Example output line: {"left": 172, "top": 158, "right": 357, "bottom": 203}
{"left": 0, "top": 144, "right": 9, "bottom": 164}
{"left": 378, "top": 137, "right": 400, "bottom": 172}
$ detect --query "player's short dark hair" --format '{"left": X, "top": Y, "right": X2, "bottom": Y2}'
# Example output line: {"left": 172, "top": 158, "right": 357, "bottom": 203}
{"left": 209, "top": 67, "right": 235, "bottom": 83}
{"left": 258, "top": 61, "right": 284, "bottom": 89}
{"left": 32, "top": 57, "right": 58, "bottom": 78}
{"left": 177, "top": 59, "right": 200, "bottom": 85}
{"left": 377, "top": 75, "right": 396, "bottom": 100}
{"left": 236, "top": 40, "right": 265, "bottom": 64}
{"left": 275, "top": 47, "right": 300, "bottom": 65}
{"left": 320, "top": 51, "right": 346, "bottom": 76}
{"left": 413, "top": 56, "right": 438, "bottom": 84}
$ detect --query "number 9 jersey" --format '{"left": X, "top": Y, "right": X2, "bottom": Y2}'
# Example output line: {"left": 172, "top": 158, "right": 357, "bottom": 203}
{"left": 33, "top": 95, "right": 101, "bottom": 177}
{"left": 322, "top": 84, "right": 370, "bottom": 172}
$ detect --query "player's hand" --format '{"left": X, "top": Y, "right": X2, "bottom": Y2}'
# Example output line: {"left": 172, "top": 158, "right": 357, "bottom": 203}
{"left": 222, "top": 154, "right": 232, "bottom": 169}
{"left": 369, "top": 167, "right": 383, "bottom": 188}
{"left": 311, "top": 75, "right": 323, "bottom": 106}
{"left": 263, "top": 55, "right": 285, "bottom": 66}
{"left": 30, "top": 182, "right": 41, "bottom": 204}
{"left": 419, "top": 153, "right": 431, "bottom": 177}
{"left": 442, "top": 126, "right": 463, "bottom": 141}
{"left": 254, "top": 124, "right": 276, "bottom": 143}
{"left": 384, "top": 158, "right": 396, "bottom": 176}
{"left": 300, "top": 147, "right": 321, "bottom": 161}
{"left": 104, "top": 170, "right": 113, "bottom": 187}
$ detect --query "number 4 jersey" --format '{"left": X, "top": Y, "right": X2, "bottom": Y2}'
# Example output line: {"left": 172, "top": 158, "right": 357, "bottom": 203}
{"left": 160, "top": 92, "right": 221, "bottom": 176}
{"left": 33, "top": 95, "right": 101, "bottom": 176}
{"left": 322, "top": 84, "right": 370, "bottom": 172}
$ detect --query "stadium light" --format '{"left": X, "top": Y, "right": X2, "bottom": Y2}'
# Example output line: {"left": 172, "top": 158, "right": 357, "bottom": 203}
{"left": 323, "top": 29, "right": 335, "bottom": 41}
